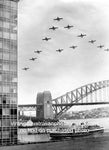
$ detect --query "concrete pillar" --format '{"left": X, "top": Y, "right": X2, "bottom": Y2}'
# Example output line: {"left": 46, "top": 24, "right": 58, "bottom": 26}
{"left": 36, "top": 91, "right": 54, "bottom": 120}
{"left": 43, "top": 91, "right": 53, "bottom": 119}
{"left": 36, "top": 92, "right": 44, "bottom": 119}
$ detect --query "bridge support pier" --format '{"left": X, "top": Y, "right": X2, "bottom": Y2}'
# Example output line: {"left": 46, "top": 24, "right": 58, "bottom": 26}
{"left": 36, "top": 91, "right": 54, "bottom": 120}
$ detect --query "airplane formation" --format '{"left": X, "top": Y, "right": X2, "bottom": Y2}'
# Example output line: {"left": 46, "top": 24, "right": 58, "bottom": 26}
{"left": 29, "top": 57, "right": 37, "bottom": 61}
{"left": 104, "top": 48, "right": 109, "bottom": 51}
{"left": 34, "top": 50, "right": 42, "bottom": 54}
{"left": 53, "top": 17, "right": 63, "bottom": 21}
{"left": 56, "top": 49, "right": 64, "bottom": 52}
{"left": 22, "top": 16, "right": 109, "bottom": 71}
{"left": 70, "top": 46, "right": 77, "bottom": 49}
{"left": 49, "top": 26, "right": 58, "bottom": 30}
{"left": 77, "top": 34, "right": 86, "bottom": 38}
{"left": 64, "top": 25, "right": 74, "bottom": 29}
{"left": 89, "top": 40, "right": 96, "bottom": 43}
{"left": 22, "top": 67, "right": 29, "bottom": 71}
{"left": 42, "top": 37, "right": 51, "bottom": 41}
{"left": 97, "top": 45, "right": 104, "bottom": 48}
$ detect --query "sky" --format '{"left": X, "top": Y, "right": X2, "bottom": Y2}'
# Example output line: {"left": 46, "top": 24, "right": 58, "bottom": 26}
{"left": 18, "top": 0, "right": 109, "bottom": 110}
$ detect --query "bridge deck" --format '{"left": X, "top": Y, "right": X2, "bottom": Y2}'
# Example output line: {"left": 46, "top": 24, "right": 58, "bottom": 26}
{"left": 18, "top": 102, "right": 109, "bottom": 108}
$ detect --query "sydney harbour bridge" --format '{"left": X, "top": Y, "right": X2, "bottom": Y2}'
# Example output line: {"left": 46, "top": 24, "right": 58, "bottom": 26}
{"left": 18, "top": 80, "right": 109, "bottom": 119}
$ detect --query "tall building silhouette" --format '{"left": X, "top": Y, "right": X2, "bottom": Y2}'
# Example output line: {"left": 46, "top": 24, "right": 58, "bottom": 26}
{"left": 0, "top": 0, "right": 19, "bottom": 145}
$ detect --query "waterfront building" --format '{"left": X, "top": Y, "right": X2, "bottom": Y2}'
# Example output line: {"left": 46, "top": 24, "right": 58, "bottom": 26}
{"left": 36, "top": 91, "right": 54, "bottom": 120}
{"left": 0, "top": 0, "right": 19, "bottom": 145}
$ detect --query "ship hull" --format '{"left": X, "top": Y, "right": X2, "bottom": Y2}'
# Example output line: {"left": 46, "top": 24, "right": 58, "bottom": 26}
{"left": 50, "top": 128, "right": 104, "bottom": 139}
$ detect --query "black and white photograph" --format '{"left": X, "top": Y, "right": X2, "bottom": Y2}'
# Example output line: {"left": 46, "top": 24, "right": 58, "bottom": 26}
{"left": 0, "top": 0, "right": 109, "bottom": 149}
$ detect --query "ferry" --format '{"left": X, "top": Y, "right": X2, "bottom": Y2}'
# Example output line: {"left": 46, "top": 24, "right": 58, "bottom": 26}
{"left": 87, "top": 125, "right": 104, "bottom": 134}
{"left": 49, "top": 124, "right": 104, "bottom": 139}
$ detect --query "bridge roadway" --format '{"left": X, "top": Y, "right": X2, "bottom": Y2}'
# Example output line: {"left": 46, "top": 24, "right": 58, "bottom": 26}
{"left": 18, "top": 102, "right": 109, "bottom": 109}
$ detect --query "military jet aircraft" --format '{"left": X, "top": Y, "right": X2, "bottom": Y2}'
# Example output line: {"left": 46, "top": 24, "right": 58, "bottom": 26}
{"left": 104, "top": 48, "right": 109, "bottom": 51}
{"left": 77, "top": 34, "right": 86, "bottom": 38}
{"left": 34, "top": 50, "right": 42, "bottom": 54}
{"left": 64, "top": 25, "right": 74, "bottom": 29}
{"left": 22, "top": 67, "right": 29, "bottom": 71}
{"left": 70, "top": 46, "right": 77, "bottom": 49}
{"left": 42, "top": 37, "right": 51, "bottom": 41}
{"left": 53, "top": 17, "right": 63, "bottom": 21}
{"left": 97, "top": 45, "right": 104, "bottom": 48}
{"left": 89, "top": 40, "right": 96, "bottom": 43}
{"left": 29, "top": 57, "right": 37, "bottom": 61}
{"left": 56, "top": 49, "right": 64, "bottom": 52}
{"left": 49, "top": 26, "right": 58, "bottom": 30}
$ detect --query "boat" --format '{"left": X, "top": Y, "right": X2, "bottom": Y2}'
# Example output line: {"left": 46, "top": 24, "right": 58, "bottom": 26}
{"left": 49, "top": 124, "right": 104, "bottom": 139}
{"left": 87, "top": 125, "right": 104, "bottom": 134}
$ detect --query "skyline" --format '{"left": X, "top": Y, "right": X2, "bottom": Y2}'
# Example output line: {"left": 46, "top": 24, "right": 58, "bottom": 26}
{"left": 18, "top": 0, "right": 109, "bottom": 107}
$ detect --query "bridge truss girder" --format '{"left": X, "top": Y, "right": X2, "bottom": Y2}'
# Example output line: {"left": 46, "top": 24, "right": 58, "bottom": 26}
{"left": 52, "top": 80, "right": 109, "bottom": 118}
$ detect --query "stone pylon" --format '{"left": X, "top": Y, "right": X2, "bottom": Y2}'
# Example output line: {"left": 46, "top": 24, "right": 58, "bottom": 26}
{"left": 36, "top": 91, "right": 54, "bottom": 119}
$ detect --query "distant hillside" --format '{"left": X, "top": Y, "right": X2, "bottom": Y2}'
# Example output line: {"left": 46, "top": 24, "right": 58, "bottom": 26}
{"left": 60, "top": 107, "right": 109, "bottom": 119}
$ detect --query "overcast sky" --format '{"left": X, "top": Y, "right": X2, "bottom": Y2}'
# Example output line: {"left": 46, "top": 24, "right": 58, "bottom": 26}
{"left": 18, "top": 0, "right": 109, "bottom": 108}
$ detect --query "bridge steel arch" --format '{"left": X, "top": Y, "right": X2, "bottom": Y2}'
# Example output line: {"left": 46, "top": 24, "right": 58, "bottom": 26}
{"left": 52, "top": 80, "right": 109, "bottom": 118}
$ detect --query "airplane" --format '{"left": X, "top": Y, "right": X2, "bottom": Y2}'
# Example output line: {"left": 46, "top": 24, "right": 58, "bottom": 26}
{"left": 89, "top": 40, "right": 96, "bottom": 43}
{"left": 70, "top": 46, "right": 77, "bottom": 49}
{"left": 104, "top": 48, "right": 109, "bottom": 51}
{"left": 56, "top": 49, "right": 64, "bottom": 52}
{"left": 53, "top": 17, "right": 63, "bottom": 21}
{"left": 34, "top": 50, "right": 42, "bottom": 54}
{"left": 42, "top": 37, "right": 51, "bottom": 41}
{"left": 29, "top": 57, "right": 37, "bottom": 61}
{"left": 77, "top": 34, "right": 86, "bottom": 38}
{"left": 22, "top": 67, "right": 29, "bottom": 71}
{"left": 64, "top": 25, "right": 74, "bottom": 29}
{"left": 49, "top": 26, "right": 58, "bottom": 30}
{"left": 97, "top": 45, "right": 104, "bottom": 48}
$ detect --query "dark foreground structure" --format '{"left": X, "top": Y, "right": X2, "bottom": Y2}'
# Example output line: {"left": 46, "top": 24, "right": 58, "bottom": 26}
{"left": 0, "top": 0, "right": 19, "bottom": 145}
